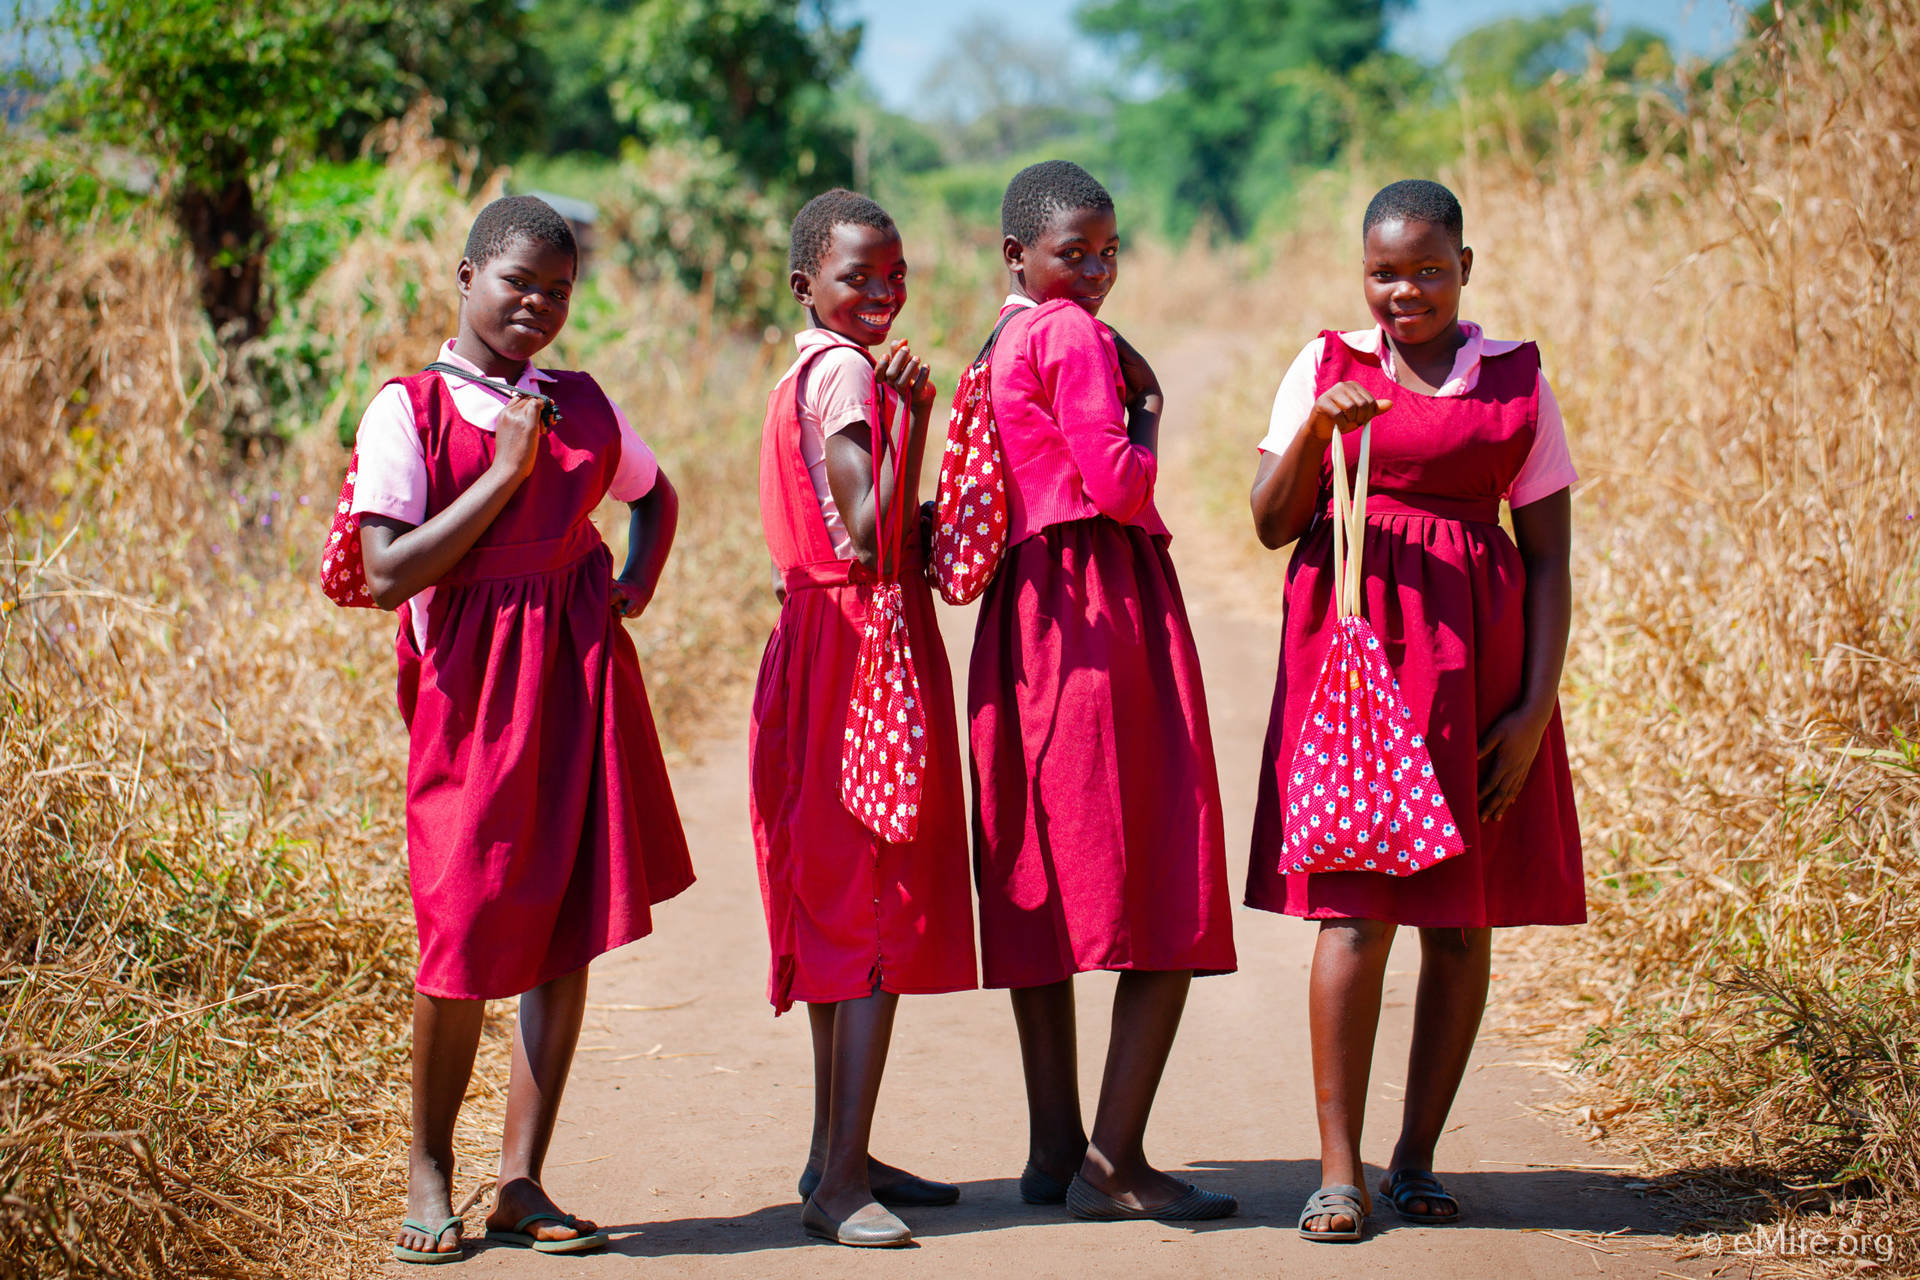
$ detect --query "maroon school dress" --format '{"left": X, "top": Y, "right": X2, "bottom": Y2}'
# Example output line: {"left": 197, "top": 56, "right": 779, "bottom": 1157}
{"left": 392, "top": 371, "right": 694, "bottom": 1000}
{"left": 970, "top": 299, "right": 1237, "bottom": 989}
{"left": 748, "top": 342, "right": 977, "bottom": 1015}
{"left": 1246, "top": 332, "right": 1584, "bottom": 926}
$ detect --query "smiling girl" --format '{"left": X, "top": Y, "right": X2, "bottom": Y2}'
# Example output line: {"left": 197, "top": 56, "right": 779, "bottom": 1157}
{"left": 1247, "top": 179, "right": 1582, "bottom": 1242}
{"left": 969, "top": 161, "right": 1237, "bottom": 1223}
{"left": 749, "top": 189, "right": 976, "bottom": 1248}
{"left": 349, "top": 196, "right": 694, "bottom": 1262}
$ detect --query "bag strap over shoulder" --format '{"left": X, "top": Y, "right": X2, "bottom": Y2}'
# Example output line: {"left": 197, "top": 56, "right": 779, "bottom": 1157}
{"left": 420, "top": 361, "right": 561, "bottom": 424}
{"left": 868, "top": 368, "right": 911, "bottom": 581}
{"left": 974, "top": 308, "right": 1022, "bottom": 365}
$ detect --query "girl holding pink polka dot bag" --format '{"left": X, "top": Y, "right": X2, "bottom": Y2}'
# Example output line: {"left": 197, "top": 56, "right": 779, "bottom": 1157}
{"left": 1247, "top": 180, "right": 1583, "bottom": 1242}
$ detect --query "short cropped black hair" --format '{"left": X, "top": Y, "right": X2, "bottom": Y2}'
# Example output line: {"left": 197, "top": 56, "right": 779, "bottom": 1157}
{"left": 1363, "top": 179, "right": 1464, "bottom": 249}
{"left": 788, "top": 188, "right": 896, "bottom": 275}
{"left": 464, "top": 195, "right": 578, "bottom": 271}
{"left": 1001, "top": 160, "right": 1114, "bottom": 246}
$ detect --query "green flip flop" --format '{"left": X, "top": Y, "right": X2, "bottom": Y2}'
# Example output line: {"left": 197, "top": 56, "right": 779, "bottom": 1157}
{"left": 484, "top": 1212, "right": 609, "bottom": 1254}
{"left": 393, "top": 1216, "right": 465, "bottom": 1264}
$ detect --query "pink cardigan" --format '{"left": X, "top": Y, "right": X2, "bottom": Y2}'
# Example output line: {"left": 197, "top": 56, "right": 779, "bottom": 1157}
{"left": 988, "top": 297, "right": 1169, "bottom": 546}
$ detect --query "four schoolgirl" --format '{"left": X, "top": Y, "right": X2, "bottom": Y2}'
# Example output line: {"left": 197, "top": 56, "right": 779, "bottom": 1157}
{"left": 359, "top": 172, "right": 1581, "bottom": 1257}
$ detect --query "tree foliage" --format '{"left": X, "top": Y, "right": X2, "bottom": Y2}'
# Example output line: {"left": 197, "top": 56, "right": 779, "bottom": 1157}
{"left": 605, "top": 0, "right": 860, "bottom": 191}
{"left": 1078, "top": 0, "right": 1408, "bottom": 237}
{"left": 35, "top": 0, "right": 542, "bottom": 341}
{"left": 1447, "top": 4, "right": 1669, "bottom": 93}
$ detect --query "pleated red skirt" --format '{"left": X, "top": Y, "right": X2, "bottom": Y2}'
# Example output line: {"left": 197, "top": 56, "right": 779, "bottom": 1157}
{"left": 748, "top": 555, "right": 979, "bottom": 1015}
{"left": 969, "top": 518, "right": 1237, "bottom": 989}
{"left": 395, "top": 373, "right": 693, "bottom": 1000}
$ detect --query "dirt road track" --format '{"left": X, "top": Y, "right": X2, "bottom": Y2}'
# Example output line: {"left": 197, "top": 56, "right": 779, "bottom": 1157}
{"left": 414, "top": 336, "right": 1710, "bottom": 1279}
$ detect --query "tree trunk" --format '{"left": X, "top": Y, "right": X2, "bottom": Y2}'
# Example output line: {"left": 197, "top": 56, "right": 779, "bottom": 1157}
{"left": 175, "top": 175, "right": 272, "bottom": 345}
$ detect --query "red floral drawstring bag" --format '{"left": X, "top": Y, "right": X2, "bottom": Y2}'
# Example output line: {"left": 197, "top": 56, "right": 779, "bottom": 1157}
{"left": 1280, "top": 424, "right": 1466, "bottom": 876}
{"left": 319, "top": 363, "right": 558, "bottom": 608}
{"left": 928, "top": 312, "right": 1018, "bottom": 605}
{"left": 841, "top": 379, "right": 929, "bottom": 844}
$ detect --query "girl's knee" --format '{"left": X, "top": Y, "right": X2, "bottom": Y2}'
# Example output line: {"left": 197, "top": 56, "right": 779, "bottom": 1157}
{"left": 1318, "top": 918, "right": 1395, "bottom": 955}
{"left": 1417, "top": 926, "right": 1490, "bottom": 960}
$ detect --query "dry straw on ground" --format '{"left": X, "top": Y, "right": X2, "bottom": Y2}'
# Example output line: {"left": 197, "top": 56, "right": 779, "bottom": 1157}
{"left": 1190, "top": 5, "right": 1918, "bottom": 1273}
{"left": 0, "top": 125, "right": 792, "bottom": 1276}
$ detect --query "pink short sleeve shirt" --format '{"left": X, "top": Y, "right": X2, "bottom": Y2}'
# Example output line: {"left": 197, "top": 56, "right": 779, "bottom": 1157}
{"left": 349, "top": 339, "right": 658, "bottom": 527}
{"left": 348, "top": 340, "right": 660, "bottom": 645}
{"left": 1257, "top": 323, "right": 1577, "bottom": 509}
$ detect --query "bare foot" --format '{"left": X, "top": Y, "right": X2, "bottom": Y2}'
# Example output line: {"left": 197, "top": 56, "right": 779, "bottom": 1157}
{"left": 397, "top": 1154, "right": 462, "bottom": 1257}
{"left": 485, "top": 1176, "right": 599, "bottom": 1243}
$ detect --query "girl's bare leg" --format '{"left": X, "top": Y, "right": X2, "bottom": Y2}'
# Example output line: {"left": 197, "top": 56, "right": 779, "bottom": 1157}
{"left": 1386, "top": 926, "right": 1491, "bottom": 1217}
{"left": 1303, "top": 919, "right": 1395, "bottom": 1234}
{"left": 486, "top": 966, "right": 597, "bottom": 1242}
{"left": 809, "top": 988, "right": 900, "bottom": 1220}
{"left": 1078, "top": 969, "right": 1192, "bottom": 1206}
{"left": 803, "top": 1001, "right": 944, "bottom": 1196}
{"left": 1010, "top": 979, "right": 1088, "bottom": 1180}
{"left": 399, "top": 992, "right": 486, "bottom": 1256}
{"left": 806, "top": 1001, "right": 837, "bottom": 1171}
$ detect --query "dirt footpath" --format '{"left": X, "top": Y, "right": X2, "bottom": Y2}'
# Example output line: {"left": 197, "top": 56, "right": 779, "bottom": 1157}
{"left": 425, "top": 337, "right": 1710, "bottom": 1279}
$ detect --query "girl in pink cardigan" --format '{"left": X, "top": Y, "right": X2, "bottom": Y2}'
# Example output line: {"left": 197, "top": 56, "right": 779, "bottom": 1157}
{"left": 969, "top": 161, "right": 1237, "bottom": 1223}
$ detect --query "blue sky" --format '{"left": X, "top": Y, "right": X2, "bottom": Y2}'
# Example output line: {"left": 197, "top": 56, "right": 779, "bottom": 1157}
{"left": 844, "top": 0, "right": 1747, "bottom": 113}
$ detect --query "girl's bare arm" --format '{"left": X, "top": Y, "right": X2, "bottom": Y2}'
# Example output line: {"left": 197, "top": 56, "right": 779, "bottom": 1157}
{"left": 1249, "top": 382, "right": 1391, "bottom": 549}
{"left": 359, "top": 394, "right": 546, "bottom": 610}
{"left": 613, "top": 470, "right": 679, "bottom": 619}
{"left": 825, "top": 343, "right": 933, "bottom": 573}
{"left": 1476, "top": 487, "right": 1572, "bottom": 822}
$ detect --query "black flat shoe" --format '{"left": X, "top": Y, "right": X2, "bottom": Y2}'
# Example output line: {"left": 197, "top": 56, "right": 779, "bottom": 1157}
{"left": 1019, "top": 1161, "right": 1072, "bottom": 1205}
{"left": 800, "top": 1196, "right": 913, "bottom": 1247}
{"left": 1065, "top": 1174, "right": 1237, "bottom": 1222}
{"left": 798, "top": 1164, "right": 960, "bottom": 1207}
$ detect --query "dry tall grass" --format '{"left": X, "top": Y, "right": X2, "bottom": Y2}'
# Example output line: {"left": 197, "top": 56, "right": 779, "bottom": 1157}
{"left": 1187, "top": 4, "right": 1918, "bottom": 1271}
{"left": 0, "top": 125, "right": 797, "bottom": 1276}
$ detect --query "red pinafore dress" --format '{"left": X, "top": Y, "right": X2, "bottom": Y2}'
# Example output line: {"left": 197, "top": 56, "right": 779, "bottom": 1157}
{"left": 392, "top": 371, "right": 694, "bottom": 1000}
{"left": 748, "top": 341, "right": 978, "bottom": 1014}
{"left": 1247, "top": 333, "right": 1584, "bottom": 926}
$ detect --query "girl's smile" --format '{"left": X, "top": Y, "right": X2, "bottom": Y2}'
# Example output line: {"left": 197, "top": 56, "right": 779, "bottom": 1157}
{"left": 1362, "top": 217, "right": 1472, "bottom": 354}
{"left": 1007, "top": 206, "right": 1120, "bottom": 315}
{"left": 793, "top": 223, "right": 909, "bottom": 347}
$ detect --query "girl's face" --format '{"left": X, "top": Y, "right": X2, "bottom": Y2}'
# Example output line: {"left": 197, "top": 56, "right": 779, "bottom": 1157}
{"left": 1363, "top": 218, "right": 1473, "bottom": 348}
{"left": 457, "top": 235, "right": 575, "bottom": 366}
{"left": 1006, "top": 205, "right": 1119, "bottom": 315}
{"left": 792, "top": 222, "right": 907, "bottom": 348}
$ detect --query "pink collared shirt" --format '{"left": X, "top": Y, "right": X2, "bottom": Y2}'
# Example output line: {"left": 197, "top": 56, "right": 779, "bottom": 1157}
{"left": 990, "top": 294, "right": 1168, "bottom": 546}
{"left": 1257, "top": 323, "right": 1577, "bottom": 509}
{"left": 783, "top": 327, "right": 907, "bottom": 561}
{"left": 348, "top": 340, "right": 660, "bottom": 644}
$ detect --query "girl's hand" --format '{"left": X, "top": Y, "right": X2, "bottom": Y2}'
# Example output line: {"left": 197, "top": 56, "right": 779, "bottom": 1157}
{"left": 1110, "top": 329, "right": 1160, "bottom": 406}
{"left": 611, "top": 576, "right": 653, "bottom": 619}
{"left": 1307, "top": 381, "right": 1391, "bottom": 443}
{"left": 489, "top": 393, "right": 549, "bottom": 484}
{"left": 878, "top": 339, "right": 936, "bottom": 410}
{"left": 1476, "top": 702, "right": 1553, "bottom": 823}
